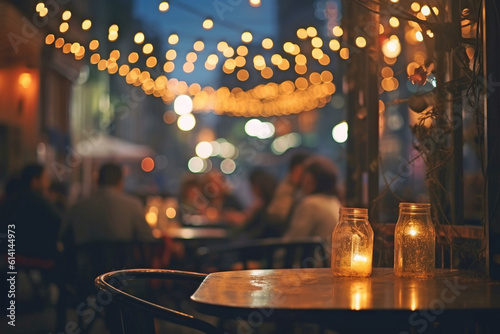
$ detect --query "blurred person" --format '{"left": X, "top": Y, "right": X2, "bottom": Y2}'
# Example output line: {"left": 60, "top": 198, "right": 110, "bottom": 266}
{"left": 63, "top": 163, "right": 159, "bottom": 334}
{"left": 64, "top": 163, "right": 156, "bottom": 245}
{"left": 200, "top": 170, "right": 245, "bottom": 225}
{"left": 177, "top": 174, "right": 209, "bottom": 225}
{"left": 266, "top": 151, "right": 311, "bottom": 234}
{"left": 0, "top": 174, "right": 22, "bottom": 202}
{"left": 284, "top": 155, "right": 342, "bottom": 239}
{"left": 1, "top": 165, "right": 68, "bottom": 329}
{"left": 48, "top": 181, "right": 69, "bottom": 215}
{"left": 234, "top": 169, "right": 279, "bottom": 239}
{"left": 3, "top": 163, "right": 62, "bottom": 262}
{"left": 0, "top": 175, "right": 22, "bottom": 219}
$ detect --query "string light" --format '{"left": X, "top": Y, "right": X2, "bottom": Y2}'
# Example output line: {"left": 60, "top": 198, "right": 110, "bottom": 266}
{"left": 134, "top": 32, "right": 145, "bottom": 44}
{"left": 42, "top": 3, "right": 347, "bottom": 117}
{"left": 59, "top": 22, "right": 69, "bottom": 33}
{"left": 356, "top": 37, "right": 367, "bottom": 48}
{"left": 249, "top": 0, "right": 261, "bottom": 7}
{"left": 203, "top": 18, "right": 214, "bottom": 30}
{"left": 241, "top": 31, "right": 253, "bottom": 43}
{"left": 168, "top": 34, "right": 179, "bottom": 45}
{"left": 82, "top": 19, "right": 92, "bottom": 30}
{"left": 62, "top": 10, "right": 71, "bottom": 20}
{"left": 45, "top": 34, "right": 55, "bottom": 44}
{"left": 159, "top": 2, "right": 169, "bottom": 12}
{"left": 262, "top": 38, "right": 273, "bottom": 49}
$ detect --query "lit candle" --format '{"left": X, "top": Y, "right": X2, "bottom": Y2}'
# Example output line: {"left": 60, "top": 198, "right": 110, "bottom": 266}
{"left": 351, "top": 234, "right": 360, "bottom": 261}
{"left": 331, "top": 208, "right": 373, "bottom": 277}
{"left": 351, "top": 253, "right": 370, "bottom": 273}
{"left": 394, "top": 203, "right": 435, "bottom": 278}
{"left": 351, "top": 234, "right": 370, "bottom": 274}
{"left": 408, "top": 226, "right": 418, "bottom": 236}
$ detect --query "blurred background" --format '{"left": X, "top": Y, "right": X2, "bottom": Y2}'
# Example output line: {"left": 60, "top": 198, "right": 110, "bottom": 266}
{"left": 0, "top": 0, "right": 484, "bottom": 224}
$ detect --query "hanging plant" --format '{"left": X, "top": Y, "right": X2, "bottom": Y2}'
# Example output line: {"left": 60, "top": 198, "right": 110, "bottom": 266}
{"left": 354, "top": 0, "right": 485, "bottom": 269}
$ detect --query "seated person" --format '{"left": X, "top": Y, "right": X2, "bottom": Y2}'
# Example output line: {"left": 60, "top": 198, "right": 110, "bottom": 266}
{"left": 64, "top": 163, "right": 156, "bottom": 244}
{"left": 266, "top": 151, "right": 310, "bottom": 235}
{"left": 3, "top": 164, "right": 62, "bottom": 265}
{"left": 63, "top": 164, "right": 158, "bottom": 334}
{"left": 284, "top": 155, "right": 342, "bottom": 239}
{"left": 177, "top": 174, "right": 208, "bottom": 225}
{"left": 234, "top": 169, "right": 279, "bottom": 240}
{"left": 200, "top": 170, "right": 245, "bottom": 226}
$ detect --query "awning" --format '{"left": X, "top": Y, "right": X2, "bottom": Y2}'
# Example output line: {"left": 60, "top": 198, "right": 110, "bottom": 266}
{"left": 75, "top": 134, "right": 155, "bottom": 160}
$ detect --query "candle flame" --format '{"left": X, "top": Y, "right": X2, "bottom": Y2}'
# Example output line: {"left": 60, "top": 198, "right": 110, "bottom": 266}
{"left": 353, "top": 254, "right": 368, "bottom": 262}
{"left": 408, "top": 228, "right": 418, "bottom": 236}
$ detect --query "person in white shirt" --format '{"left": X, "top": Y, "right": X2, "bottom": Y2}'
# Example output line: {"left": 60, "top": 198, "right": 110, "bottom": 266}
{"left": 266, "top": 151, "right": 311, "bottom": 235}
{"left": 284, "top": 155, "right": 342, "bottom": 239}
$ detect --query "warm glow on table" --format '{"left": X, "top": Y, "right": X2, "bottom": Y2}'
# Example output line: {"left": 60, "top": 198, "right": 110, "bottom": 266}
{"left": 192, "top": 268, "right": 500, "bottom": 316}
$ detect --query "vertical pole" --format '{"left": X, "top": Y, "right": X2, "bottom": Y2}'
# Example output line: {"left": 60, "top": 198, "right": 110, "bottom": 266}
{"left": 344, "top": 0, "right": 362, "bottom": 208}
{"left": 344, "top": 1, "right": 380, "bottom": 217}
{"left": 484, "top": 0, "right": 500, "bottom": 279}
{"left": 451, "top": 1, "right": 464, "bottom": 227}
{"left": 365, "top": 6, "right": 380, "bottom": 223}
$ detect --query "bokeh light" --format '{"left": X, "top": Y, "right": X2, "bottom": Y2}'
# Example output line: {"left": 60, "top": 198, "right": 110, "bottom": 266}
{"left": 219, "top": 142, "right": 236, "bottom": 158}
{"left": 382, "top": 36, "right": 401, "bottom": 58}
{"left": 196, "top": 141, "right": 213, "bottom": 159}
{"left": 203, "top": 18, "right": 214, "bottom": 30}
{"left": 174, "top": 95, "right": 193, "bottom": 115}
{"left": 82, "top": 19, "right": 92, "bottom": 30}
{"left": 220, "top": 159, "right": 236, "bottom": 174}
{"left": 332, "top": 122, "right": 348, "bottom": 143}
{"left": 141, "top": 157, "right": 155, "bottom": 172}
{"left": 134, "top": 32, "right": 145, "bottom": 44}
{"left": 177, "top": 114, "right": 196, "bottom": 131}
{"left": 159, "top": 2, "right": 169, "bottom": 12}
{"left": 241, "top": 31, "right": 253, "bottom": 43}
{"left": 166, "top": 207, "right": 176, "bottom": 219}
{"left": 188, "top": 157, "right": 206, "bottom": 173}
{"left": 18, "top": 73, "right": 32, "bottom": 89}
{"left": 249, "top": 0, "right": 261, "bottom": 7}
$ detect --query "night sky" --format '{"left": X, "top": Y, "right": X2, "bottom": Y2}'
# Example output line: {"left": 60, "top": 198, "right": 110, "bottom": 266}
{"left": 132, "top": 0, "right": 278, "bottom": 86}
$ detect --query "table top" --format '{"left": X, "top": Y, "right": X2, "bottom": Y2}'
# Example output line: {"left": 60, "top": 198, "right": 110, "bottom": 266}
{"left": 191, "top": 268, "right": 500, "bottom": 320}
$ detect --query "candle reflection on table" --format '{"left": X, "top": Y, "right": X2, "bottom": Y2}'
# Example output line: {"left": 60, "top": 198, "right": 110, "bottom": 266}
{"left": 395, "top": 280, "right": 421, "bottom": 311}
{"left": 332, "top": 277, "right": 372, "bottom": 310}
{"left": 349, "top": 279, "right": 372, "bottom": 310}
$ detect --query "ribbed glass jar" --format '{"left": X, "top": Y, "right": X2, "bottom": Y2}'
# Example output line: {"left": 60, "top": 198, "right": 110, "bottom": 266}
{"left": 331, "top": 208, "right": 373, "bottom": 277}
{"left": 394, "top": 203, "right": 436, "bottom": 278}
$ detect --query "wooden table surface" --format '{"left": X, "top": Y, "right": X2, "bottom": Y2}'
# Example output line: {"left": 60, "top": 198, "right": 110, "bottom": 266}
{"left": 191, "top": 268, "right": 500, "bottom": 330}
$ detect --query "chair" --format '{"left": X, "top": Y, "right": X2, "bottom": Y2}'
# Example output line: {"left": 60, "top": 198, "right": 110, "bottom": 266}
{"left": 66, "top": 240, "right": 166, "bottom": 333}
{"left": 15, "top": 255, "right": 67, "bottom": 331}
{"left": 94, "top": 268, "right": 221, "bottom": 334}
{"left": 196, "top": 237, "right": 329, "bottom": 272}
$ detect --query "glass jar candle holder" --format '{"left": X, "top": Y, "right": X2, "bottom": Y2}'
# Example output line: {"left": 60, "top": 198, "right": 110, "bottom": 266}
{"left": 331, "top": 208, "right": 374, "bottom": 277}
{"left": 394, "top": 203, "right": 436, "bottom": 278}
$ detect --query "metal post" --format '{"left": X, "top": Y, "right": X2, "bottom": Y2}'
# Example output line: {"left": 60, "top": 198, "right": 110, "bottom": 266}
{"left": 484, "top": 0, "right": 500, "bottom": 279}
{"left": 344, "top": 1, "right": 379, "bottom": 218}
{"left": 451, "top": 0, "right": 464, "bottom": 227}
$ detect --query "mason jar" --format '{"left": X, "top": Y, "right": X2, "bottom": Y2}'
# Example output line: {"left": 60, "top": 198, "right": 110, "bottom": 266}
{"left": 331, "top": 208, "right": 373, "bottom": 277}
{"left": 394, "top": 203, "right": 436, "bottom": 278}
